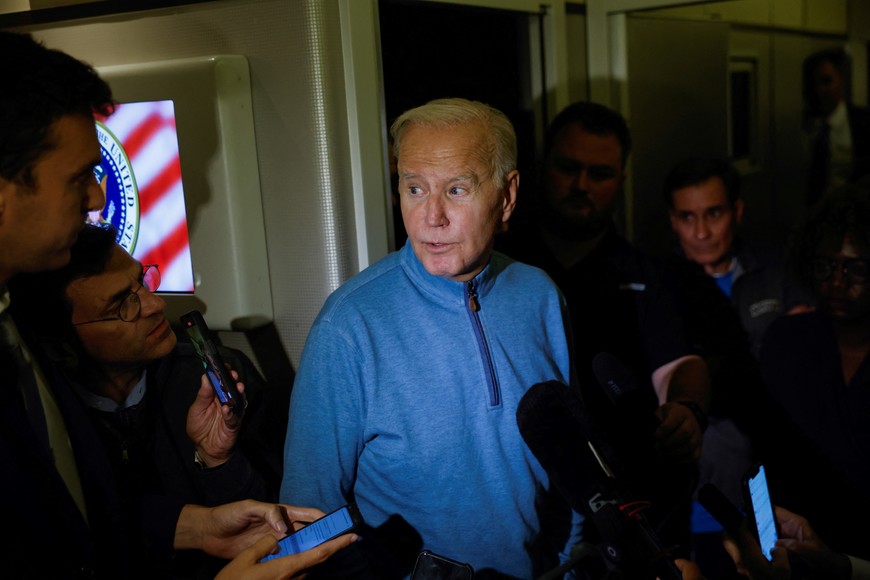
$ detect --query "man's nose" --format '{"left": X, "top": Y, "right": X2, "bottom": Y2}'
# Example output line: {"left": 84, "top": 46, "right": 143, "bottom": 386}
{"left": 140, "top": 287, "right": 166, "bottom": 316}
{"left": 84, "top": 178, "right": 105, "bottom": 214}
{"left": 424, "top": 195, "right": 448, "bottom": 226}
{"left": 572, "top": 169, "right": 589, "bottom": 191}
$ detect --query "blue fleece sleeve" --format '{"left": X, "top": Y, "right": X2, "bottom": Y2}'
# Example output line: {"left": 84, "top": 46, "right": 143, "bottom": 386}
{"left": 280, "top": 318, "right": 363, "bottom": 512}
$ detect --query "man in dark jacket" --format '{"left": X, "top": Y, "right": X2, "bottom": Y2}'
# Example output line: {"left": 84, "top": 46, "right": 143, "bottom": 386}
{"left": 10, "top": 224, "right": 288, "bottom": 578}
{"left": 662, "top": 156, "right": 810, "bottom": 358}
{"left": 803, "top": 47, "right": 870, "bottom": 204}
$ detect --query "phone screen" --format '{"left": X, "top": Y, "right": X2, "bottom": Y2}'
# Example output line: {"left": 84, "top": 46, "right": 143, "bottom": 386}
{"left": 411, "top": 550, "right": 474, "bottom": 580}
{"left": 260, "top": 505, "right": 358, "bottom": 562}
{"left": 181, "top": 310, "right": 242, "bottom": 413}
{"left": 746, "top": 464, "right": 778, "bottom": 561}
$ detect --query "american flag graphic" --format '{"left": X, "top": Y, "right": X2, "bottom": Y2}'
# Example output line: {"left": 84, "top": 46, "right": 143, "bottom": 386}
{"left": 95, "top": 100, "right": 194, "bottom": 292}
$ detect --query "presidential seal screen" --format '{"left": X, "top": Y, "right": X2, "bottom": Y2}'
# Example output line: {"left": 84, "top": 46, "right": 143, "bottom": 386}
{"left": 93, "top": 99, "right": 195, "bottom": 293}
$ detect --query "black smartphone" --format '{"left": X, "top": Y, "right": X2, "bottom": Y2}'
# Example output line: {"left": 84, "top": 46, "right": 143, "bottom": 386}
{"left": 697, "top": 483, "right": 745, "bottom": 537}
{"left": 180, "top": 309, "right": 244, "bottom": 415}
{"left": 259, "top": 504, "right": 362, "bottom": 562}
{"left": 411, "top": 550, "right": 474, "bottom": 580}
{"left": 742, "top": 463, "right": 779, "bottom": 561}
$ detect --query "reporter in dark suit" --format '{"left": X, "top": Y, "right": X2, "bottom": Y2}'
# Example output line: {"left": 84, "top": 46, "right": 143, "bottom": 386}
{"left": 803, "top": 47, "right": 870, "bottom": 205}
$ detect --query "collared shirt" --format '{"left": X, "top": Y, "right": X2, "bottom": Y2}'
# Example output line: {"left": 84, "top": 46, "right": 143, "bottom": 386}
{"left": 827, "top": 100, "right": 854, "bottom": 189}
{"left": 72, "top": 371, "right": 147, "bottom": 413}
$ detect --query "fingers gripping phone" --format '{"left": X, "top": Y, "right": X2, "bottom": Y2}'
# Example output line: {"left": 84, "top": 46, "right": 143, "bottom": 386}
{"left": 259, "top": 504, "right": 362, "bottom": 562}
{"left": 181, "top": 309, "right": 244, "bottom": 416}
{"left": 743, "top": 463, "right": 780, "bottom": 561}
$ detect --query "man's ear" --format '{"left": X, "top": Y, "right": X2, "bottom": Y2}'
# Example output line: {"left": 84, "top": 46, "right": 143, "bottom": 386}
{"left": 0, "top": 178, "right": 10, "bottom": 224}
{"left": 668, "top": 209, "right": 680, "bottom": 233}
{"left": 734, "top": 198, "right": 745, "bottom": 225}
{"left": 501, "top": 169, "right": 519, "bottom": 223}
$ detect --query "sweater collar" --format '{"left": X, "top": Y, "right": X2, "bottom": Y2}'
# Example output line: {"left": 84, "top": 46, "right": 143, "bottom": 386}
{"left": 399, "top": 241, "right": 498, "bottom": 307}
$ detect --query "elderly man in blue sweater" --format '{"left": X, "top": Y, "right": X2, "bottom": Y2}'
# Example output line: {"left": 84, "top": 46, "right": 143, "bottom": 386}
{"left": 280, "top": 98, "right": 582, "bottom": 578}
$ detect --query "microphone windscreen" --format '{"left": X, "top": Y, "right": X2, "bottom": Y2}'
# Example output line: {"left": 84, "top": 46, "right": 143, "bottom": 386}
{"left": 517, "top": 381, "right": 684, "bottom": 580}
{"left": 591, "top": 352, "right": 660, "bottom": 448}
{"left": 516, "top": 380, "right": 610, "bottom": 515}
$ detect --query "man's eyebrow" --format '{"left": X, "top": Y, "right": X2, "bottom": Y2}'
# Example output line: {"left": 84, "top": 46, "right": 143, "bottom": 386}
{"left": 99, "top": 286, "right": 131, "bottom": 314}
{"left": 100, "top": 265, "right": 142, "bottom": 312}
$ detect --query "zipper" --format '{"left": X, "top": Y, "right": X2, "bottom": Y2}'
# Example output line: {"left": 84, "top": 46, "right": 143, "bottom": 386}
{"left": 466, "top": 280, "right": 500, "bottom": 406}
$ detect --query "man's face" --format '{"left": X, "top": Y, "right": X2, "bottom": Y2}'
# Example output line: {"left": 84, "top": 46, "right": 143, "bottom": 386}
{"left": 0, "top": 114, "right": 105, "bottom": 282}
{"left": 398, "top": 122, "right": 517, "bottom": 282}
{"left": 542, "top": 124, "right": 625, "bottom": 239}
{"left": 813, "top": 60, "right": 845, "bottom": 117}
{"left": 669, "top": 176, "right": 743, "bottom": 276}
{"left": 67, "top": 246, "right": 176, "bottom": 371}
{"left": 813, "top": 235, "right": 870, "bottom": 325}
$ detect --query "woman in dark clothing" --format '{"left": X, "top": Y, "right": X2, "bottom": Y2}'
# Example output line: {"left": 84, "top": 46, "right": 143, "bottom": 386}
{"left": 759, "top": 184, "right": 870, "bottom": 561}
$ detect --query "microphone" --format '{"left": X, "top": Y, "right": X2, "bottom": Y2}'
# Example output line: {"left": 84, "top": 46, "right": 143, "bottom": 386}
{"left": 516, "top": 380, "right": 682, "bottom": 579}
{"left": 592, "top": 351, "right": 660, "bottom": 432}
{"left": 591, "top": 352, "right": 700, "bottom": 562}
{"left": 589, "top": 352, "right": 661, "bottom": 480}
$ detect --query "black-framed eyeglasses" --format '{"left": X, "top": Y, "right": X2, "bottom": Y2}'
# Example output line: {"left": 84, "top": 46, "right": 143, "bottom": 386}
{"left": 73, "top": 265, "right": 161, "bottom": 326}
{"left": 811, "top": 257, "right": 870, "bottom": 284}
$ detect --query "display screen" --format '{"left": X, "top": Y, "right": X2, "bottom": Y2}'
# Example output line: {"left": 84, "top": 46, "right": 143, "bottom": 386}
{"left": 259, "top": 506, "right": 356, "bottom": 562}
{"left": 747, "top": 465, "right": 778, "bottom": 561}
{"left": 93, "top": 100, "right": 194, "bottom": 293}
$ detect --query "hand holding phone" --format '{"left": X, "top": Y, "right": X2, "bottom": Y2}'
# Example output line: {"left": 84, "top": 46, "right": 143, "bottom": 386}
{"left": 259, "top": 504, "right": 362, "bottom": 562}
{"left": 181, "top": 309, "right": 245, "bottom": 416}
{"left": 742, "top": 464, "right": 779, "bottom": 562}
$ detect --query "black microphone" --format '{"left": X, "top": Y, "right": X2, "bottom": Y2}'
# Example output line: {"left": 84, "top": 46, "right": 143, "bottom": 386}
{"left": 589, "top": 352, "right": 661, "bottom": 480}
{"left": 516, "top": 380, "right": 682, "bottom": 580}
{"left": 592, "top": 351, "right": 660, "bottom": 432}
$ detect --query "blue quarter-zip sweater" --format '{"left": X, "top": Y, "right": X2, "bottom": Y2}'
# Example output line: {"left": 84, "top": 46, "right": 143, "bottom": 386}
{"left": 280, "top": 242, "right": 581, "bottom": 578}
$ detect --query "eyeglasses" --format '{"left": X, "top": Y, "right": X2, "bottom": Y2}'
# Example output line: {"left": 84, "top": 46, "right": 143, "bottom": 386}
{"left": 812, "top": 257, "right": 870, "bottom": 284}
{"left": 73, "top": 265, "right": 161, "bottom": 326}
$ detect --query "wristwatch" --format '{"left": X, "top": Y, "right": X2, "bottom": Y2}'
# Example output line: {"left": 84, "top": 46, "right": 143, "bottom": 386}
{"left": 193, "top": 448, "right": 212, "bottom": 470}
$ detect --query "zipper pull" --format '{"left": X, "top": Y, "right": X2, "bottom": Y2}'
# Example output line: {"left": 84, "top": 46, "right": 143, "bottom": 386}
{"left": 467, "top": 281, "right": 480, "bottom": 312}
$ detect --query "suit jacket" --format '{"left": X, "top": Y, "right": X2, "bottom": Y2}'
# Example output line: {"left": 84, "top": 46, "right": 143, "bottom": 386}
{"left": 848, "top": 102, "right": 870, "bottom": 183}
{"left": 1, "top": 339, "right": 287, "bottom": 579}
{"left": 0, "top": 349, "right": 131, "bottom": 579}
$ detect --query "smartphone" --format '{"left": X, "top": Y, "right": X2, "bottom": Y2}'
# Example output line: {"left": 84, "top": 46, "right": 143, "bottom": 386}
{"left": 411, "top": 550, "right": 474, "bottom": 580}
{"left": 742, "top": 464, "right": 779, "bottom": 561}
{"left": 259, "top": 504, "right": 362, "bottom": 562}
{"left": 180, "top": 309, "right": 244, "bottom": 415}
{"left": 697, "top": 483, "right": 745, "bottom": 537}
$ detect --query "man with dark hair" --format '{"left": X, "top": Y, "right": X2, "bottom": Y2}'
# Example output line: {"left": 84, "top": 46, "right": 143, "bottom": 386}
{"left": 9, "top": 223, "right": 290, "bottom": 578}
{"left": 0, "top": 29, "right": 127, "bottom": 577}
{"left": 499, "top": 101, "right": 710, "bottom": 558}
{"left": 662, "top": 156, "right": 809, "bottom": 357}
{"left": 803, "top": 47, "right": 870, "bottom": 204}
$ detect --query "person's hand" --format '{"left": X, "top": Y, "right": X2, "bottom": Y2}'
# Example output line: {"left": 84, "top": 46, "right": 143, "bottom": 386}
{"left": 654, "top": 401, "right": 703, "bottom": 462}
{"left": 214, "top": 531, "right": 358, "bottom": 580}
{"left": 187, "top": 370, "right": 245, "bottom": 467}
{"left": 772, "top": 506, "right": 851, "bottom": 578}
{"left": 175, "top": 500, "right": 329, "bottom": 559}
{"left": 674, "top": 558, "right": 707, "bottom": 579}
{"left": 722, "top": 517, "right": 791, "bottom": 580}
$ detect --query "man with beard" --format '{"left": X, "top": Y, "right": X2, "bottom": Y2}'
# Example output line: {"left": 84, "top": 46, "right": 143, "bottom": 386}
{"left": 499, "top": 101, "right": 710, "bottom": 559}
